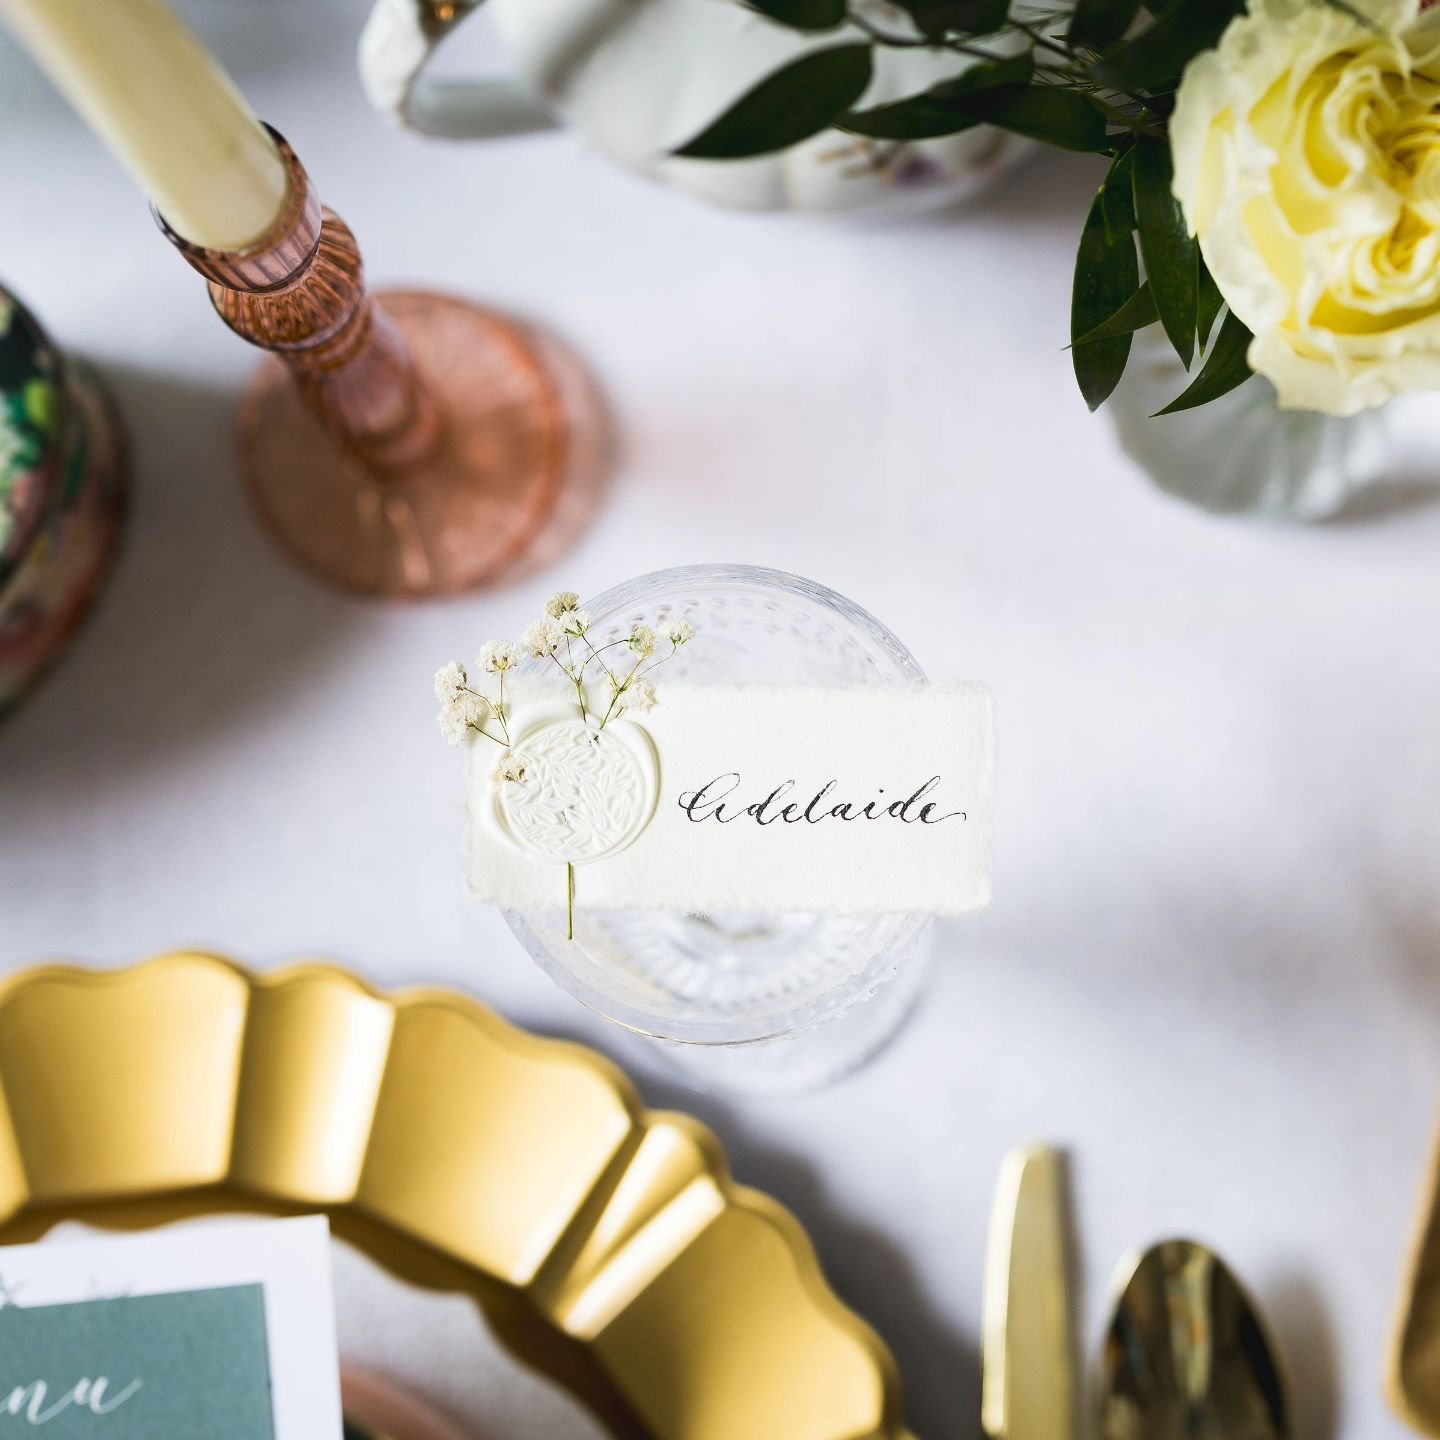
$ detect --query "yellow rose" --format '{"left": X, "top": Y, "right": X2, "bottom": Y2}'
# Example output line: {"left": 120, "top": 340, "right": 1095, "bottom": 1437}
{"left": 1171, "top": 0, "right": 1440, "bottom": 415}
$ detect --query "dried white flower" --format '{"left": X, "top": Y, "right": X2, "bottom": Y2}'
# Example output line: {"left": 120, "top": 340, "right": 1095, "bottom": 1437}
{"left": 477, "top": 639, "right": 520, "bottom": 673}
{"left": 431, "top": 591, "right": 693, "bottom": 774}
{"left": 436, "top": 685, "right": 491, "bottom": 745}
{"left": 492, "top": 751, "right": 528, "bottom": 786}
{"left": 437, "top": 703, "right": 469, "bottom": 746}
{"left": 458, "top": 691, "right": 491, "bottom": 727}
{"left": 434, "top": 660, "right": 467, "bottom": 704}
{"left": 520, "top": 618, "right": 563, "bottom": 659}
{"left": 620, "top": 678, "right": 658, "bottom": 714}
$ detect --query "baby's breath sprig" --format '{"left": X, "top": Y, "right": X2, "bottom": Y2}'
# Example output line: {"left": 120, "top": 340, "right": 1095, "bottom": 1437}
{"left": 527, "top": 592, "right": 696, "bottom": 738}
{"left": 435, "top": 658, "right": 508, "bottom": 748}
{"left": 434, "top": 595, "right": 697, "bottom": 765}
{"left": 435, "top": 591, "right": 697, "bottom": 938}
{"left": 591, "top": 616, "right": 693, "bottom": 730}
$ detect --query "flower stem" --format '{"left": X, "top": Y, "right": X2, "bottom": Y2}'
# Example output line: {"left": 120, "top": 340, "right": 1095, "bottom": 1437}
{"left": 468, "top": 723, "right": 510, "bottom": 747}
{"left": 566, "top": 861, "right": 575, "bottom": 942}
{"left": 582, "top": 634, "right": 621, "bottom": 685}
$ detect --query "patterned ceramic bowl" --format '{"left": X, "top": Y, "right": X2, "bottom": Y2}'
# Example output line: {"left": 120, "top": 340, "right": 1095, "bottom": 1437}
{"left": 0, "top": 282, "right": 126, "bottom": 718}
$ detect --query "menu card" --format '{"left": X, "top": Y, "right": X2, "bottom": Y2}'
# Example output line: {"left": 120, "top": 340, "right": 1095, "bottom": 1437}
{"left": 0, "top": 1216, "right": 342, "bottom": 1438}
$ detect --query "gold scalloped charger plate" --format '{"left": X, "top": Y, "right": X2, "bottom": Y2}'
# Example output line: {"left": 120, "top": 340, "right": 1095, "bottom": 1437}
{"left": 1392, "top": 1128, "right": 1440, "bottom": 1435}
{"left": 0, "top": 953, "right": 913, "bottom": 1440}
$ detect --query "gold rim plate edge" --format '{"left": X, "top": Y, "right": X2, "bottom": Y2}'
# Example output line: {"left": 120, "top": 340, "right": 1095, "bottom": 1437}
{"left": 1391, "top": 1117, "right": 1440, "bottom": 1436}
{"left": 0, "top": 951, "right": 915, "bottom": 1440}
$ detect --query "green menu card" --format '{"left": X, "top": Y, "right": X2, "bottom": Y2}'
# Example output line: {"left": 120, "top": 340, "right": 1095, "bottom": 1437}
{"left": 0, "top": 1284, "right": 275, "bottom": 1438}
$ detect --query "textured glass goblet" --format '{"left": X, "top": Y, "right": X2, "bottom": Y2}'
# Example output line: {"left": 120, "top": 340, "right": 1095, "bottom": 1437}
{"left": 502, "top": 564, "right": 932, "bottom": 1094}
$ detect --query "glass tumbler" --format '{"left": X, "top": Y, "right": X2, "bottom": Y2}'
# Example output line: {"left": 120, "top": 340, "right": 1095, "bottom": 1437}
{"left": 502, "top": 565, "right": 933, "bottom": 1094}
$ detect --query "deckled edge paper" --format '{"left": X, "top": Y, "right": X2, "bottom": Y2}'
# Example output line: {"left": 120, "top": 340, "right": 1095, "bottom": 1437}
{"left": 466, "top": 683, "right": 993, "bottom": 916}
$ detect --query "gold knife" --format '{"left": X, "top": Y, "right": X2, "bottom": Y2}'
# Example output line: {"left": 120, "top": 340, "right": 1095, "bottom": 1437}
{"left": 981, "top": 1145, "right": 1077, "bottom": 1440}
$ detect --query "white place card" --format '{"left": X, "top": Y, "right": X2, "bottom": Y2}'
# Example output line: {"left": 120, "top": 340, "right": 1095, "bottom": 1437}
{"left": 0, "top": 1216, "right": 343, "bottom": 1439}
{"left": 466, "top": 683, "right": 993, "bottom": 916}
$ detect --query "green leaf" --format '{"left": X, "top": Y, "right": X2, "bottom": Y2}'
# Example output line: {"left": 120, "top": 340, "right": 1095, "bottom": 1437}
{"left": 840, "top": 53, "right": 1033, "bottom": 139}
{"left": 1101, "top": 146, "right": 1137, "bottom": 240}
{"left": 673, "top": 45, "right": 874, "bottom": 159}
{"left": 1155, "top": 309, "right": 1253, "bottom": 415}
{"left": 1072, "top": 184, "right": 1140, "bottom": 410}
{"left": 1068, "top": 0, "right": 1142, "bottom": 50}
{"left": 841, "top": 99, "right": 981, "bottom": 140}
{"left": 745, "top": 0, "right": 848, "bottom": 30}
{"left": 1133, "top": 133, "right": 1197, "bottom": 367}
{"left": 1196, "top": 254, "right": 1224, "bottom": 348}
{"left": 1094, "top": 0, "right": 1243, "bottom": 92}
{"left": 956, "top": 84, "right": 1109, "bottom": 153}
{"left": 895, "top": 0, "right": 1009, "bottom": 36}
{"left": 941, "top": 50, "right": 1035, "bottom": 93}
{"left": 1070, "top": 282, "right": 1157, "bottom": 346}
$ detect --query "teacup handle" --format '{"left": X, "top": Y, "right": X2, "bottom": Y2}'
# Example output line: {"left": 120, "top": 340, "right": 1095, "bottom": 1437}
{"left": 358, "top": 0, "right": 558, "bottom": 140}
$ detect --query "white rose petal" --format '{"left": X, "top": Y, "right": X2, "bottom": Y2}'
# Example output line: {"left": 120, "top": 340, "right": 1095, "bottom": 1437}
{"left": 1171, "top": 0, "right": 1440, "bottom": 414}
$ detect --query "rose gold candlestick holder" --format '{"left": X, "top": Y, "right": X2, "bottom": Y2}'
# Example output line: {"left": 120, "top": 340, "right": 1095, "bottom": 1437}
{"left": 159, "top": 128, "right": 599, "bottom": 598}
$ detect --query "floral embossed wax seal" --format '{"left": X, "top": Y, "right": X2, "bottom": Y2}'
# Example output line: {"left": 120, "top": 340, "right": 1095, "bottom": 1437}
{"left": 435, "top": 587, "right": 694, "bottom": 935}
{"left": 497, "top": 716, "right": 657, "bottom": 865}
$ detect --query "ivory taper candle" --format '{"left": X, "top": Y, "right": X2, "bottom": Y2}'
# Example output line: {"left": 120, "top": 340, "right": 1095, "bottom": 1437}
{"left": 0, "top": 0, "right": 288, "bottom": 250}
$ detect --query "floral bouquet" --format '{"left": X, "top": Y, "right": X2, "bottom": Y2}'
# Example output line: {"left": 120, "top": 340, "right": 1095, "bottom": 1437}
{"left": 677, "top": 0, "right": 1440, "bottom": 427}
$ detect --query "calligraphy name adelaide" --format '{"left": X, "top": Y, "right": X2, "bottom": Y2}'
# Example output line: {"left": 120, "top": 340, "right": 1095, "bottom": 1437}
{"left": 677, "top": 774, "right": 966, "bottom": 827}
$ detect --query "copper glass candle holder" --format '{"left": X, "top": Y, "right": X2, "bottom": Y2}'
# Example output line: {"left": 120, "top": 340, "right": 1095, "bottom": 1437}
{"left": 159, "top": 129, "right": 595, "bottom": 598}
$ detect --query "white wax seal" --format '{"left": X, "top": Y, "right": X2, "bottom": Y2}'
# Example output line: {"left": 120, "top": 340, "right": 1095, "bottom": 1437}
{"left": 495, "top": 714, "right": 658, "bottom": 864}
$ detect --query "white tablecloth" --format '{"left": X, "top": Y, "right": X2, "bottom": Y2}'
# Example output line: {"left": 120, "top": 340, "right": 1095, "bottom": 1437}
{"left": 2, "top": 6, "right": 1437, "bottom": 1437}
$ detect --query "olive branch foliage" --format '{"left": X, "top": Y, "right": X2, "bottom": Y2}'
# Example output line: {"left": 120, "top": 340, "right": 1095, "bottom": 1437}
{"left": 672, "top": 0, "right": 1361, "bottom": 415}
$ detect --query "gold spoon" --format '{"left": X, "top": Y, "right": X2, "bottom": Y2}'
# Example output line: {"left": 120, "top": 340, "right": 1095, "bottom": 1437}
{"left": 1099, "top": 1239, "right": 1290, "bottom": 1440}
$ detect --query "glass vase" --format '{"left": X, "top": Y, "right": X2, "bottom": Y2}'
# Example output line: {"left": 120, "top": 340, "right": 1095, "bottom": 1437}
{"left": 1108, "top": 327, "right": 1390, "bottom": 520}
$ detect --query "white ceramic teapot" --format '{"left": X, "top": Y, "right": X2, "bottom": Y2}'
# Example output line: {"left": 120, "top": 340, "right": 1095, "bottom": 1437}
{"left": 359, "top": 0, "right": 1032, "bottom": 216}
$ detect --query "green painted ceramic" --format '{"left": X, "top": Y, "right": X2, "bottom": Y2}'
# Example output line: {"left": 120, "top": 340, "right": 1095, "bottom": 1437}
{"left": 0, "top": 281, "right": 127, "bottom": 718}
{"left": 0, "top": 286, "right": 67, "bottom": 586}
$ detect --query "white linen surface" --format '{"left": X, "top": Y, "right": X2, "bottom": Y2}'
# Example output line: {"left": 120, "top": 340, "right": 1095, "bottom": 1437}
{"left": 3, "top": 5, "right": 1438, "bottom": 1436}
